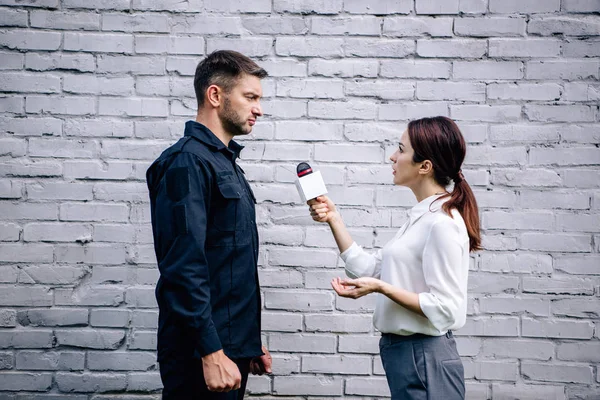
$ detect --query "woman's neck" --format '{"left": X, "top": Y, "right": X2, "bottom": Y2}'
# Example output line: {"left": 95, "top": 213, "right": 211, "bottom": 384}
{"left": 411, "top": 180, "right": 447, "bottom": 203}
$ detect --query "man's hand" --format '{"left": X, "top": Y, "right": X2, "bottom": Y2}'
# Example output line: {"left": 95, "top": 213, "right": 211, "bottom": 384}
{"left": 331, "top": 277, "right": 383, "bottom": 299}
{"left": 202, "top": 350, "right": 241, "bottom": 392}
{"left": 250, "top": 345, "right": 272, "bottom": 375}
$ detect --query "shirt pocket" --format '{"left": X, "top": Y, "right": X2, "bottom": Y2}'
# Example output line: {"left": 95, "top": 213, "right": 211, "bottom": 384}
{"left": 211, "top": 172, "right": 243, "bottom": 233}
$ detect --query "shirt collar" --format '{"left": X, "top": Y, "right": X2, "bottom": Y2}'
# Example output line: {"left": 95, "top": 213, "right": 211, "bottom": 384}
{"left": 184, "top": 120, "right": 244, "bottom": 158}
{"left": 409, "top": 193, "right": 448, "bottom": 223}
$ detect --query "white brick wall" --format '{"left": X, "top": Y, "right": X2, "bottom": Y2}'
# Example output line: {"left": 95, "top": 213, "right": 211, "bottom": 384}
{"left": 0, "top": 1, "right": 598, "bottom": 399}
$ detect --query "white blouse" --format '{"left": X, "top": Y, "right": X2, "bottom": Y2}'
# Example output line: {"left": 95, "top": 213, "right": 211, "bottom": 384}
{"left": 340, "top": 193, "right": 470, "bottom": 336}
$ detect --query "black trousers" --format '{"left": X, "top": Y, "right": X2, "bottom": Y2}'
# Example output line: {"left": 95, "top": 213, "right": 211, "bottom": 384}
{"left": 160, "top": 357, "right": 251, "bottom": 400}
{"left": 380, "top": 331, "right": 465, "bottom": 400}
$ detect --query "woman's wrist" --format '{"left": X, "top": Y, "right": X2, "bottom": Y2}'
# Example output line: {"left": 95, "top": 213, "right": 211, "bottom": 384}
{"left": 327, "top": 211, "right": 343, "bottom": 226}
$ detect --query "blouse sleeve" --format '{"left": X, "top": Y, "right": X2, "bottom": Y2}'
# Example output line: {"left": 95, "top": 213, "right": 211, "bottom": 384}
{"left": 418, "top": 219, "right": 468, "bottom": 333}
{"left": 339, "top": 242, "right": 384, "bottom": 279}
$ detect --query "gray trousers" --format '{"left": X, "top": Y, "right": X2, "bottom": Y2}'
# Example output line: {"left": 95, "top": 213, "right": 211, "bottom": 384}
{"left": 379, "top": 331, "right": 465, "bottom": 400}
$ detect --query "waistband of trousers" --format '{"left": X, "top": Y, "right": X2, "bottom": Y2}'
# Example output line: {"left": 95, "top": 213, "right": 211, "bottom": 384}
{"left": 380, "top": 331, "right": 453, "bottom": 345}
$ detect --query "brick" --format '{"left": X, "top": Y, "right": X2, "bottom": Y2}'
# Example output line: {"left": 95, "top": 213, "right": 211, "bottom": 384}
{"left": 490, "top": 0, "right": 560, "bottom": 13}
{"left": 97, "top": 55, "right": 166, "bottom": 75}
{"left": 29, "top": 138, "right": 98, "bottom": 158}
{"left": 312, "top": 16, "right": 380, "bottom": 35}
{"left": 561, "top": 169, "right": 600, "bottom": 189}
{"left": 302, "top": 355, "right": 371, "bottom": 374}
{"left": 131, "top": 310, "right": 158, "bottom": 329}
{"left": 274, "top": 376, "right": 342, "bottom": 396}
{"left": 18, "top": 265, "right": 89, "bottom": 285}
{"left": 135, "top": 35, "right": 204, "bottom": 55}
{"left": 492, "top": 384, "right": 567, "bottom": 400}
{"left": 30, "top": 10, "right": 100, "bottom": 30}
{"left": 88, "top": 351, "right": 156, "bottom": 371}
{"left": 0, "top": 8, "right": 27, "bottom": 26}
{"left": 309, "top": 59, "right": 378, "bottom": 78}
{"left": 265, "top": 290, "right": 333, "bottom": 311}
{"left": 0, "top": 351, "right": 13, "bottom": 369}
{"left": 521, "top": 362, "right": 592, "bottom": 384}
{"left": 523, "top": 276, "right": 594, "bottom": 295}
{"left": 382, "top": 59, "right": 451, "bottom": 78}
{"left": 490, "top": 38, "right": 560, "bottom": 57}
{"left": 480, "top": 253, "right": 552, "bottom": 274}
{"left": 0, "top": 330, "right": 53, "bottom": 349}
{"left": 344, "top": 38, "right": 414, "bottom": 58}
{"left": 0, "top": 223, "right": 20, "bottom": 241}
{"left": 491, "top": 168, "right": 561, "bottom": 187}
{"left": 526, "top": 60, "right": 599, "bottom": 80}
{"left": 314, "top": 143, "right": 382, "bottom": 163}
{"left": 0, "top": 372, "right": 52, "bottom": 391}
{"left": 99, "top": 98, "right": 168, "bottom": 117}
{"left": 274, "top": 0, "right": 342, "bottom": 13}
{"left": 259, "top": 267, "right": 303, "bottom": 288}
{"left": 488, "top": 83, "right": 561, "bottom": 101}
{"left": 207, "top": 38, "right": 272, "bottom": 57}
{"left": 27, "top": 182, "right": 93, "bottom": 201}
{"left": 25, "top": 52, "right": 95, "bottom": 73}
{"left": 482, "top": 210, "right": 552, "bottom": 230}
{"left": 475, "top": 360, "right": 518, "bottom": 381}
{"left": 94, "top": 182, "right": 149, "bottom": 202}
{"left": 336, "top": 293, "right": 377, "bottom": 312}
{"left": 269, "top": 333, "right": 336, "bottom": 353}
{"left": 129, "top": 330, "right": 157, "bottom": 350}
{"left": 16, "top": 351, "right": 84, "bottom": 371}
{"left": 468, "top": 273, "right": 519, "bottom": 294}
{"left": 453, "top": 61, "right": 523, "bottom": 80}
{"left": 23, "top": 222, "right": 91, "bottom": 242}
{"left": 63, "top": 0, "right": 128, "bottom": 8}
{"left": 451, "top": 105, "right": 521, "bottom": 122}
{"left": 490, "top": 125, "right": 560, "bottom": 143}
{"left": 338, "top": 335, "right": 380, "bottom": 354}
{"left": 457, "top": 317, "right": 519, "bottom": 337}
{"left": 102, "top": 13, "right": 168, "bottom": 33}
{"left": 0, "top": 286, "right": 53, "bottom": 307}
{"left": 346, "top": 80, "right": 415, "bottom": 100}
{"left": 455, "top": 17, "right": 526, "bottom": 36}
{"left": 0, "top": 30, "right": 61, "bottom": 51}
{"left": 482, "top": 339, "right": 553, "bottom": 360}
{"left": 55, "top": 329, "right": 125, "bottom": 349}
{"left": 262, "top": 312, "right": 302, "bottom": 332}
{"left": 557, "top": 342, "right": 600, "bottom": 362}
{"left": 416, "top": 0, "right": 459, "bottom": 14}
{"left": 529, "top": 17, "right": 600, "bottom": 36}
{"left": 418, "top": 39, "right": 487, "bottom": 58}
{"left": 55, "top": 286, "right": 125, "bottom": 306}
{"left": 557, "top": 213, "right": 600, "bottom": 233}
{"left": 0, "top": 51, "right": 23, "bottom": 70}
{"left": 521, "top": 233, "right": 591, "bottom": 252}
{"left": 0, "top": 243, "right": 53, "bottom": 263}
{"left": 563, "top": 83, "right": 600, "bottom": 102}
{"left": 203, "top": 0, "right": 271, "bottom": 12}
{"left": 170, "top": 15, "right": 243, "bottom": 35}
{"left": 0, "top": 180, "right": 23, "bottom": 199}
{"left": 562, "top": 0, "right": 600, "bottom": 12}
{"left": 65, "top": 119, "right": 132, "bottom": 138}
{"left": 271, "top": 354, "right": 300, "bottom": 375}
{"left": 526, "top": 105, "right": 596, "bottom": 123}
{"left": 522, "top": 318, "right": 594, "bottom": 339}
{"left": 564, "top": 38, "right": 600, "bottom": 57}
{"left": 242, "top": 16, "right": 307, "bottom": 35}
{"left": 0, "top": 72, "right": 61, "bottom": 94}
{"left": 344, "top": 0, "right": 412, "bottom": 14}
{"left": 277, "top": 37, "right": 343, "bottom": 57}
{"left": 346, "top": 377, "right": 390, "bottom": 396}
{"left": 554, "top": 255, "right": 600, "bottom": 275}
{"left": 18, "top": 309, "right": 88, "bottom": 327}
{"left": 26, "top": 96, "right": 95, "bottom": 116}
{"left": 380, "top": 102, "right": 449, "bottom": 121}
{"left": 305, "top": 314, "right": 372, "bottom": 333}
{"left": 0, "top": 95, "right": 23, "bottom": 113}
{"left": 277, "top": 78, "right": 344, "bottom": 99}
{"left": 0, "top": 138, "right": 26, "bottom": 157}
{"left": 56, "top": 372, "right": 127, "bottom": 392}
{"left": 125, "top": 287, "right": 157, "bottom": 308}
{"left": 423, "top": 81, "right": 487, "bottom": 102}
{"left": 64, "top": 160, "right": 134, "bottom": 180}
{"left": 64, "top": 75, "right": 134, "bottom": 96}
{"left": 274, "top": 121, "right": 343, "bottom": 142}
{"left": 309, "top": 100, "right": 377, "bottom": 120}
{"left": 0, "top": 159, "right": 62, "bottom": 177}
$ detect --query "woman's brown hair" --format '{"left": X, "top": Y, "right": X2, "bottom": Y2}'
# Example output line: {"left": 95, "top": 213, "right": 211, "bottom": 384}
{"left": 408, "top": 116, "right": 482, "bottom": 252}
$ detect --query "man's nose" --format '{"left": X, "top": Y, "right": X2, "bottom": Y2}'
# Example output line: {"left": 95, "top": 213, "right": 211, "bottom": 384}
{"left": 253, "top": 103, "right": 263, "bottom": 117}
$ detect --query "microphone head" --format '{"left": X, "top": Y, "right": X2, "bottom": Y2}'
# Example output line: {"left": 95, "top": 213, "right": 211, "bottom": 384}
{"left": 297, "top": 162, "right": 313, "bottom": 177}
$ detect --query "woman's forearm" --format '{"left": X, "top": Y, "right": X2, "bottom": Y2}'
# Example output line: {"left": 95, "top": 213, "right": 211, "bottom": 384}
{"left": 379, "top": 281, "right": 426, "bottom": 318}
{"left": 327, "top": 212, "right": 354, "bottom": 254}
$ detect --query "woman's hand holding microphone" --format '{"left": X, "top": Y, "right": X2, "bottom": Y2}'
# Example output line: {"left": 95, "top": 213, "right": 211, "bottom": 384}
{"left": 307, "top": 195, "right": 339, "bottom": 224}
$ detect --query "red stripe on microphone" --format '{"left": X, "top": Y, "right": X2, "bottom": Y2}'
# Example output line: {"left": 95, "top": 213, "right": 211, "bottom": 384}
{"left": 297, "top": 168, "right": 313, "bottom": 177}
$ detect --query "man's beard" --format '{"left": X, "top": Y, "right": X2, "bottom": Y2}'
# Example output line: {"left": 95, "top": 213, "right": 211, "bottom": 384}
{"left": 220, "top": 96, "right": 250, "bottom": 137}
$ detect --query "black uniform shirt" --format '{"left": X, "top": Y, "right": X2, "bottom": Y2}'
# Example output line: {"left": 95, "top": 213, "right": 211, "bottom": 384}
{"left": 146, "top": 121, "right": 262, "bottom": 361}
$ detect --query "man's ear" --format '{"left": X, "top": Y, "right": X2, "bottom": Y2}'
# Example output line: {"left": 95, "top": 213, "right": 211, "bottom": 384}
{"left": 419, "top": 160, "right": 434, "bottom": 176}
{"left": 206, "top": 85, "right": 222, "bottom": 108}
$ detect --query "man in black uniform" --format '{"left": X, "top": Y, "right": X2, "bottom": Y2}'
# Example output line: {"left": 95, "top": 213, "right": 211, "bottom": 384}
{"left": 146, "top": 50, "right": 271, "bottom": 399}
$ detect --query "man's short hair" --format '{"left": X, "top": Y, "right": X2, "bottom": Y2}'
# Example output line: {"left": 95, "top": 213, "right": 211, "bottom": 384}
{"left": 194, "top": 50, "right": 268, "bottom": 107}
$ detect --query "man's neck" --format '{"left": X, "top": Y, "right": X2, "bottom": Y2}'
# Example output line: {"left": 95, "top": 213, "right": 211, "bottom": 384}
{"left": 195, "top": 112, "right": 233, "bottom": 147}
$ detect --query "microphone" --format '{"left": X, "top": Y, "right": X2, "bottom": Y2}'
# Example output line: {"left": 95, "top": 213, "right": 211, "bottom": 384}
{"left": 295, "top": 162, "right": 328, "bottom": 202}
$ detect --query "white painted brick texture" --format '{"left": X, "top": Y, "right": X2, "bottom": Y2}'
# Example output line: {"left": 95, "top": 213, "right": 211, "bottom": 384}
{"left": 0, "top": 1, "right": 598, "bottom": 398}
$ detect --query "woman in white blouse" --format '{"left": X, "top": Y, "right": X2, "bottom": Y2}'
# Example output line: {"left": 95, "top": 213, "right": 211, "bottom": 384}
{"left": 308, "top": 116, "right": 481, "bottom": 400}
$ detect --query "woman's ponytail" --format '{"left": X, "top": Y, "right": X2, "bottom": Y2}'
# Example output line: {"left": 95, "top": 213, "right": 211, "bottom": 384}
{"left": 408, "top": 117, "right": 482, "bottom": 252}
